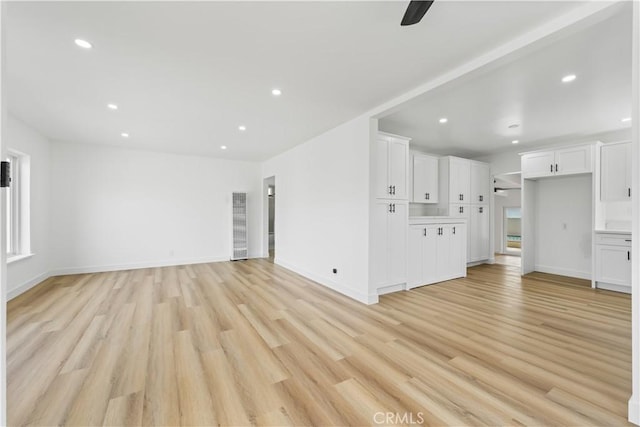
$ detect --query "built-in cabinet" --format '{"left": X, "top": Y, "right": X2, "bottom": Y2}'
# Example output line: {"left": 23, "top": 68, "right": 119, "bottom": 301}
{"left": 594, "top": 232, "right": 631, "bottom": 293}
{"left": 375, "top": 133, "right": 409, "bottom": 200}
{"left": 521, "top": 142, "right": 608, "bottom": 286}
{"left": 521, "top": 144, "right": 593, "bottom": 179}
{"left": 601, "top": 141, "right": 632, "bottom": 201}
{"left": 408, "top": 218, "right": 466, "bottom": 288}
{"left": 438, "top": 157, "right": 490, "bottom": 263}
{"left": 372, "top": 132, "right": 410, "bottom": 293}
{"left": 371, "top": 200, "right": 408, "bottom": 290}
{"left": 412, "top": 154, "right": 439, "bottom": 203}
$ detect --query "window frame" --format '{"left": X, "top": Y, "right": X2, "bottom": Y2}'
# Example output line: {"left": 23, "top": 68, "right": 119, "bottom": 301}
{"left": 5, "top": 150, "right": 30, "bottom": 262}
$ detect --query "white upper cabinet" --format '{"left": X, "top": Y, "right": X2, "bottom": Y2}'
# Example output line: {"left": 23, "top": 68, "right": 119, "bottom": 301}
{"left": 412, "top": 154, "right": 439, "bottom": 203}
{"left": 601, "top": 142, "right": 632, "bottom": 201}
{"left": 521, "top": 144, "right": 593, "bottom": 179}
{"left": 375, "top": 133, "right": 409, "bottom": 200}
{"left": 438, "top": 156, "right": 471, "bottom": 205}
{"left": 470, "top": 161, "right": 490, "bottom": 204}
{"left": 555, "top": 145, "right": 593, "bottom": 176}
{"left": 521, "top": 151, "right": 555, "bottom": 178}
{"left": 449, "top": 157, "right": 471, "bottom": 203}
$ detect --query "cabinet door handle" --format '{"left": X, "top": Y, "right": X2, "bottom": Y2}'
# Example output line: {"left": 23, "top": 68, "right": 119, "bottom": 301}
{"left": 479, "top": 195, "right": 483, "bottom": 202}
{"left": 629, "top": 188, "right": 631, "bottom": 198}
{"left": 425, "top": 192, "right": 429, "bottom": 200}
{"left": 459, "top": 206, "right": 464, "bottom": 214}
{"left": 479, "top": 207, "right": 483, "bottom": 213}
{"left": 388, "top": 203, "right": 393, "bottom": 213}
{"left": 424, "top": 228, "right": 427, "bottom": 236}
{"left": 392, "top": 185, "right": 396, "bottom": 195}
{"left": 389, "top": 185, "right": 393, "bottom": 195}
{"left": 550, "top": 164, "right": 553, "bottom": 173}
{"left": 555, "top": 164, "right": 558, "bottom": 172}
{"left": 453, "top": 226, "right": 456, "bottom": 235}
{"left": 628, "top": 251, "right": 631, "bottom": 261}
{"left": 625, "top": 239, "right": 632, "bottom": 242}
{"left": 393, "top": 203, "right": 396, "bottom": 213}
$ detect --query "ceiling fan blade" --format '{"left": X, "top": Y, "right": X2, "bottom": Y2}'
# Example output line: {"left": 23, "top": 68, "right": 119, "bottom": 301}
{"left": 401, "top": 0, "right": 434, "bottom": 26}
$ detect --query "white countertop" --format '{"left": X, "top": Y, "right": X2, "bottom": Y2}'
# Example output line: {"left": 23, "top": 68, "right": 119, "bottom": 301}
{"left": 594, "top": 229, "right": 632, "bottom": 235}
{"left": 409, "top": 216, "right": 468, "bottom": 225}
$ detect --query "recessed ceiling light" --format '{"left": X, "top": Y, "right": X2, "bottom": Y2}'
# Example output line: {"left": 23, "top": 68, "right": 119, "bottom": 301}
{"left": 74, "top": 39, "right": 92, "bottom": 49}
{"left": 512, "top": 140, "right": 519, "bottom": 144}
{"left": 107, "top": 104, "right": 118, "bottom": 110}
{"left": 271, "top": 88, "right": 282, "bottom": 96}
{"left": 121, "top": 132, "right": 129, "bottom": 138}
{"left": 238, "top": 125, "right": 247, "bottom": 131}
{"left": 439, "top": 118, "right": 448, "bottom": 124}
{"left": 221, "top": 145, "right": 227, "bottom": 150}
{"left": 508, "top": 124, "right": 520, "bottom": 129}
{"left": 621, "top": 117, "right": 632, "bottom": 122}
{"left": 561, "top": 74, "right": 576, "bottom": 83}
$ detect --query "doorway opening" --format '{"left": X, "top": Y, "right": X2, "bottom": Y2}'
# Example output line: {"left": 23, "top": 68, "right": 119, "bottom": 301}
{"left": 503, "top": 207, "right": 522, "bottom": 256}
{"left": 263, "top": 176, "right": 275, "bottom": 259}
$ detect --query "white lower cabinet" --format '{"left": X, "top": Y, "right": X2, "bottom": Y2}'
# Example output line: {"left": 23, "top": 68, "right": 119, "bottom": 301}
{"left": 595, "top": 232, "right": 631, "bottom": 293}
{"left": 372, "top": 200, "right": 408, "bottom": 290}
{"left": 469, "top": 205, "right": 490, "bottom": 262}
{"left": 408, "top": 218, "right": 467, "bottom": 289}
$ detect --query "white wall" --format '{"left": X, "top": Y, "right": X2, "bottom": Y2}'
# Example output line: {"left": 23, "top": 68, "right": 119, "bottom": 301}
{"left": 261, "top": 116, "right": 371, "bottom": 303}
{"left": 534, "top": 175, "right": 593, "bottom": 278}
{"left": 6, "top": 115, "right": 51, "bottom": 297}
{"left": 50, "top": 141, "right": 261, "bottom": 273}
{"left": 494, "top": 189, "right": 521, "bottom": 254}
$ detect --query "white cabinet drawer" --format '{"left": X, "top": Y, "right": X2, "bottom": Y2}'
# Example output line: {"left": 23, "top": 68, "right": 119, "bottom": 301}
{"left": 595, "top": 233, "right": 631, "bottom": 247}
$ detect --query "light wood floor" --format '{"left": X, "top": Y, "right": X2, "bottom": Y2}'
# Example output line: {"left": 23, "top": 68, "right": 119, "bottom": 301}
{"left": 8, "top": 259, "right": 632, "bottom": 426}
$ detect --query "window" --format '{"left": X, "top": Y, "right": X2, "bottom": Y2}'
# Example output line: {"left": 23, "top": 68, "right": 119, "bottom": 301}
{"left": 5, "top": 150, "right": 30, "bottom": 260}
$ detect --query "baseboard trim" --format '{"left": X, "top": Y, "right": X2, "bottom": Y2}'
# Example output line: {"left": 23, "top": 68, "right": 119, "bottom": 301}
{"left": 629, "top": 394, "right": 639, "bottom": 425}
{"left": 49, "top": 256, "right": 232, "bottom": 276}
{"left": 274, "top": 258, "right": 377, "bottom": 305}
{"left": 534, "top": 264, "right": 591, "bottom": 280}
{"left": 7, "top": 271, "right": 51, "bottom": 300}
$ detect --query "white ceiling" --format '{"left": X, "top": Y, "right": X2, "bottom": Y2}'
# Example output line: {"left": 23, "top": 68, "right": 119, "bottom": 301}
{"left": 379, "top": 3, "right": 632, "bottom": 158}
{"left": 6, "top": 1, "right": 589, "bottom": 161}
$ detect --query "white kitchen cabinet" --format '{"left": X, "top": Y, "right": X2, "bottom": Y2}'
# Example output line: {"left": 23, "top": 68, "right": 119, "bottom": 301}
{"left": 438, "top": 156, "right": 490, "bottom": 264}
{"left": 469, "top": 205, "right": 490, "bottom": 262}
{"left": 375, "top": 133, "right": 409, "bottom": 200}
{"left": 595, "top": 232, "right": 631, "bottom": 293}
{"left": 470, "top": 161, "right": 491, "bottom": 204}
{"left": 371, "top": 200, "right": 408, "bottom": 290}
{"left": 412, "top": 154, "right": 439, "bottom": 203}
{"left": 601, "top": 142, "right": 632, "bottom": 201}
{"left": 443, "top": 157, "right": 471, "bottom": 203}
{"left": 522, "top": 151, "right": 555, "bottom": 178}
{"left": 521, "top": 144, "right": 593, "bottom": 179}
{"left": 408, "top": 219, "right": 467, "bottom": 288}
